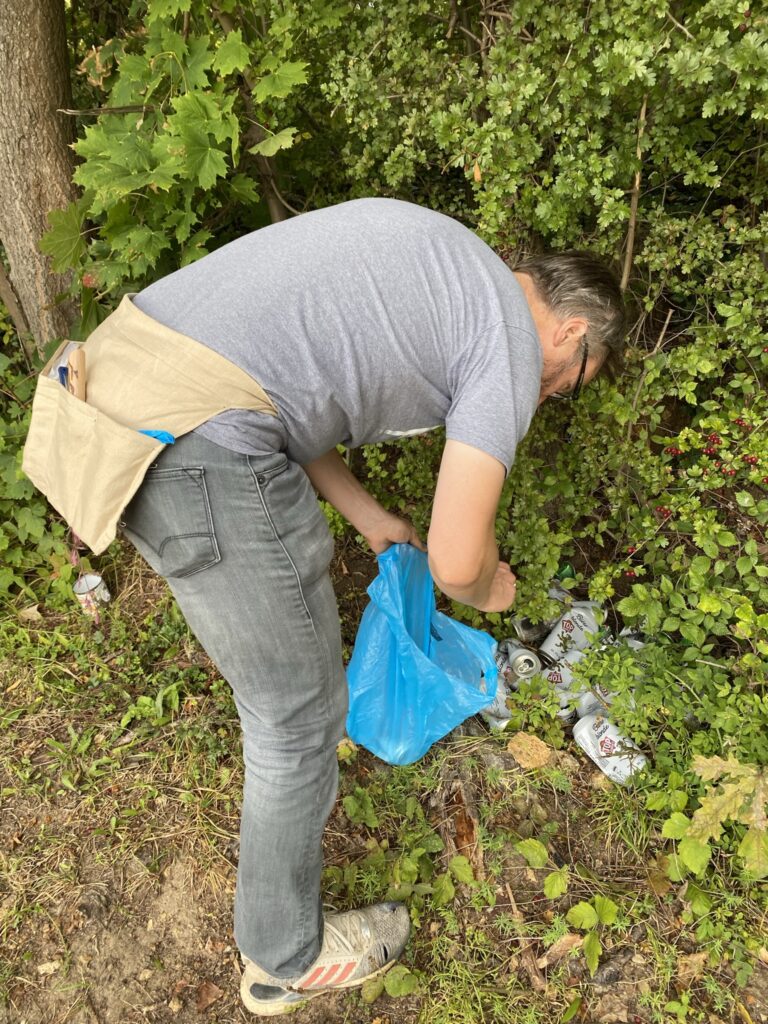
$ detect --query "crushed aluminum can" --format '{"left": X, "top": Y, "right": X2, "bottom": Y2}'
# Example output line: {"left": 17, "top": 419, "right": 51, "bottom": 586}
{"left": 539, "top": 601, "right": 603, "bottom": 661}
{"left": 511, "top": 583, "right": 570, "bottom": 645}
{"left": 483, "top": 641, "right": 542, "bottom": 730}
{"left": 572, "top": 713, "right": 647, "bottom": 784}
{"left": 543, "top": 647, "right": 586, "bottom": 722}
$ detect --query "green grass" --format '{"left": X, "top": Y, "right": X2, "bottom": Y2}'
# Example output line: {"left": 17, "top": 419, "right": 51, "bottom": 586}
{"left": 2, "top": 555, "right": 766, "bottom": 1023}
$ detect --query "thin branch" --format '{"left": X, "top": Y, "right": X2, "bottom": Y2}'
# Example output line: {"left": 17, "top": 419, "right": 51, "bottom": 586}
{"left": 625, "top": 307, "right": 674, "bottom": 444}
{"left": 58, "top": 104, "right": 156, "bottom": 116}
{"left": 621, "top": 95, "right": 648, "bottom": 292}
{"left": 667, "top": 12, "right": 694, "bottom": 40}
{"left": 269, "top": 180, "right": 304, "bottom": 217}
{"left": 446, "top": 0, "right": 458, "bottom": 39}
{"left": 0, "top": 261, "right": 34, "bottom": 363}
{"left": 504, "top": 883, "right": 548, "bottom": 993}
{"left": 214, "top": 8, "right": 289, "bottom": 223}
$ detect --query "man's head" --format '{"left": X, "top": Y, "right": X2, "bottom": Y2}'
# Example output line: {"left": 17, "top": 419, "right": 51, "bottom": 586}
{"left": 512, "top": 251, "right": 627, "bottom": 403}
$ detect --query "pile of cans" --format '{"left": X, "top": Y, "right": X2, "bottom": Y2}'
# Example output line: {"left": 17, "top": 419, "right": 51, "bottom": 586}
{"left": 485, "top": 588, "right": 648, "bottom": 784}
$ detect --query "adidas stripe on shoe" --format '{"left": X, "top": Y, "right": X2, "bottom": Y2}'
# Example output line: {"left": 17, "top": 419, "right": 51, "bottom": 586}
{"left": 240, "top": 901, "right": 410, "bottom": 1016}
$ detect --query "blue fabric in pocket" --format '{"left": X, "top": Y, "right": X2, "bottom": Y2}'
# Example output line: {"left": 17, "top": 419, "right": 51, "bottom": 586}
{"left": 346, "top": 544, "right": 497, "bottom": 765}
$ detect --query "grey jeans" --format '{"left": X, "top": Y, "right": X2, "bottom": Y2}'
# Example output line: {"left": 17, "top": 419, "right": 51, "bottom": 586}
{"left": 121, "top": 431, "right": 348, "bottom": 979}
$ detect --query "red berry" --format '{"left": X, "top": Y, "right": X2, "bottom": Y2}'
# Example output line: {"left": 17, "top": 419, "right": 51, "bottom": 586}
{"left": 82, "top": 272, "right": 98, "bottom": 289}
{"left": 626, "top": 545, "right": 637, "bottom": 554}
{"left": 714, "top": 461, "right": 721, "bottom": 468}
{"left": 763, "top": 477, "right": 768, "bottom": 484}
{"left": 625, "top": 570, "right": 637, "bottom": 578}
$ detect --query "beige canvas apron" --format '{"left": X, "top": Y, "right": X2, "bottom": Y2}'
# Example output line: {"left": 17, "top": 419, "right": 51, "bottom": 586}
{"left": 22, "top": 295, "right": 278, "bottom": 555}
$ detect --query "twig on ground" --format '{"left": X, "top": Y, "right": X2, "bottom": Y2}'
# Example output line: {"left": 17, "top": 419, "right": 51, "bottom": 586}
{"left": 504, "top": 882, "right": 548, "bottom": 992}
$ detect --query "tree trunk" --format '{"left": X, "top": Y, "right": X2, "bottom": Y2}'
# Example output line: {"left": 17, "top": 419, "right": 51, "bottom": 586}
{"left": 0, "top": 0, "right": 77, "bottom": 355}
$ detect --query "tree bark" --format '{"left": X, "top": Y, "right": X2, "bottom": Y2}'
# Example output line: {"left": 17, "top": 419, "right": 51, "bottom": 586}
{"left": 0, "top": 0, "right": 77, "bottom": 354}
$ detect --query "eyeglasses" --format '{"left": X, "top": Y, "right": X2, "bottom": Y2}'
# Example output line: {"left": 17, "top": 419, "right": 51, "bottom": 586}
{"left": 550, "top": 342, "right": 588, "bottom": 402}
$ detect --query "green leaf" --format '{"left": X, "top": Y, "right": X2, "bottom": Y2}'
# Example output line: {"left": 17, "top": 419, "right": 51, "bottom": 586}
{"left": 561, "top": 996, "right": 582, "bottom": 1023}
{"left": 543, "top": 867, "right": 570, "bottom": 899}
{"left": 698, "top": 593, "right": 722, "bottom": 614}
{"left": 685, "top": 882, "right": 712, "bottom": 916}
{"left": 249, "top": 126, "right": 299, "bottom": 157}
{"left": 146, "top": 0, "right": 192, "bottom": 24}
{"left": 717, "top": 530, "right": 738, "bottom": 547}
{"left": 566, "top": 901, "right": 598, "bottom": 930}
{"left": 515, "top": 838, "right": 549, "bottom": 868}
{"left": 583, "top": 930, "right": 602, "bottom": 976}
{"left": 735, "top": 491, "right": 755, "bottom": 509}
{"left": 342, "top": 787, "right": 379, "bottom": 828}
{"left": 229, "top": 173, "right": 260, "bottom": 204}
{"left": 669, "top": 790, "right": 689, "bottom": 812}
{"left": 662, "top": 812, "right": 690, "bottom": 840}
{"left": 678, "top": 837, "right": 711, "bottom": 876}
{"left": 361, "top": 975, "right": 385, "bottom": 1003}
{"left": 39, "top": 197, "right": 90, "bottom": 272}
{"left": 449, "top": 855, "right": 475, "bottom": 884}
{"left": 179, "top": 127, "right": 228, "bottom": 189}
{"left": 593, "top": 895, "right": 619, "bottom": 926}
{"left": 431, "top": 871, "right": 455, "bottom": 907}
{"left": 737, "top": 828, "right": 768, "bottom": 878}
{"left": 737, "top": 556, "right": 754, "bottom": 576}
{"left": 213, "top": 28, "right": 251, "bottom": 76}
{"left": 383, "top": 964, "right": 419, "bottom": 997}
{"left": 253, "top": 60, "right": 308, "bottom": 102}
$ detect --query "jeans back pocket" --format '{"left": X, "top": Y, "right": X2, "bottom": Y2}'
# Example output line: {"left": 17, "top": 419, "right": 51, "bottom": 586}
{"left": 122, "top": 467, "right": 220, "bottom": 579}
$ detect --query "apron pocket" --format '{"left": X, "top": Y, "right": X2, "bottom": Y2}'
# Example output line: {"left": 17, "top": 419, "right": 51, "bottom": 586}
{"left": 22, "top": 373, "right": 164, "bottom": 555}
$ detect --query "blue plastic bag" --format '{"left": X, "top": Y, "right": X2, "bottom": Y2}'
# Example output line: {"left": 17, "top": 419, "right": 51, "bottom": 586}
{"left": 346, "top": 544, "right": 498, "bottom": 765}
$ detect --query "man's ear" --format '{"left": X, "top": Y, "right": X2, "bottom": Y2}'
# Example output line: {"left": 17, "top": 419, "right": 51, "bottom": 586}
{"left": 554, "top": 316, "right": 588, "bottom": 351}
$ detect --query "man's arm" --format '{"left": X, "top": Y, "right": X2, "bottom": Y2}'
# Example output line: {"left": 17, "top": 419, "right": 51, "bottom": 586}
{"left": 428, "top": 439, "right": 517, "bottom": 612}
{"left": 303, "top": 449, "right": 424, "bottom": 553}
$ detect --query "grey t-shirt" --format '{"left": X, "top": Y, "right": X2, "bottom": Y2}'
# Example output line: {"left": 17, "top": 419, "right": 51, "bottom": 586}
{"left": 134, "top": 198, "right": 542, "bottom": 471}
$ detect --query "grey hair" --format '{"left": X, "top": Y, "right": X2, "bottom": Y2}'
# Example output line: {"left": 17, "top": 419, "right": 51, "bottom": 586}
{"left": 512, "top": 251, "right": 627, "bottom": 381}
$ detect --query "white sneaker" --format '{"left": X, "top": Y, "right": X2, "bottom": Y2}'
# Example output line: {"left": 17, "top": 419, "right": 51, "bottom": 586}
{"left": 240, "top": 902, "right": 411, "bottom": 1016}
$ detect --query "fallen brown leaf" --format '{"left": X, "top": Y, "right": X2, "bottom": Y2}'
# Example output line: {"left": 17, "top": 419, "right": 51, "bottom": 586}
{"left": 18, "top": 604, "right": 42, "bottom": 621}
{"left": 677, "top": 951, "right": 708, "bottom": 987}
{"left": 646, "top": 855, "right": 673, "bottom": 897}
{"left": 536, "top": 932, "right": 584, "bottom": 969}
{"left": 196, "top": 979, "right": 223, "bottom": 1012}
{"left": 507, "top": 731, "right": 553, "bottom": 769}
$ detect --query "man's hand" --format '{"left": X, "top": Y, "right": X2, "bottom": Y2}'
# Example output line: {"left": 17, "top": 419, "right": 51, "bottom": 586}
{"left": 473, "top": 560, "right": 517, "bottom": 612}
{"left": 362, "top": 511, "right": 425, "bottom": 555}
{"left": 303, "top": 450, "right": 425, "bottom": 555}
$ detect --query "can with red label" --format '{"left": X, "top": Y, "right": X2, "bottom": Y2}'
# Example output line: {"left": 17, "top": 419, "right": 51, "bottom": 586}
{"left": 572, "top": 713, "right": 647, "bottom": 784}
{"left": 539, "top": 602, "right": 602, "bottom": 661}
{"left": 543, "top": 647, "right": 586, "bottom": 721}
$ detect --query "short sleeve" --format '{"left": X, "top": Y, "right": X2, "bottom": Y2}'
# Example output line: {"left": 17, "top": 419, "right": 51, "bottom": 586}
{"left": 445, "top": 321, "right": 541, "bottom": 473}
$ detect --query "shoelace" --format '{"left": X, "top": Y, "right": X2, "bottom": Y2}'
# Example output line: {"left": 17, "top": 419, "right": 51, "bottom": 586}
{"left": 320, "top": 911, "right": 368, "bottom": 958}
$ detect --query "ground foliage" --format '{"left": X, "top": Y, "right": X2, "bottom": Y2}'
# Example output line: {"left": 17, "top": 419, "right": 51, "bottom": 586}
{"left": 2, "top": 0, "right": 768, "bottom": 1013}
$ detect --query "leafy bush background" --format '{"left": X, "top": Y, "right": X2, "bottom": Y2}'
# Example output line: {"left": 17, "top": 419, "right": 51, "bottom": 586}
{"left": 6, "top": 0, "right": 768, "bottom": 881}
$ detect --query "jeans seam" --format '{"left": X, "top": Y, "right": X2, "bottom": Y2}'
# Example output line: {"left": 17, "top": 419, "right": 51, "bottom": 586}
{"left": 247, "top": 461, "right": 332, "bottom": 967}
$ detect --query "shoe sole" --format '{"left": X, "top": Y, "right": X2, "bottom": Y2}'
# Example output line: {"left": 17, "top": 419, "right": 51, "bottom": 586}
{"left": 240, "top": 959, "right": 397, "bottom": 1017}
